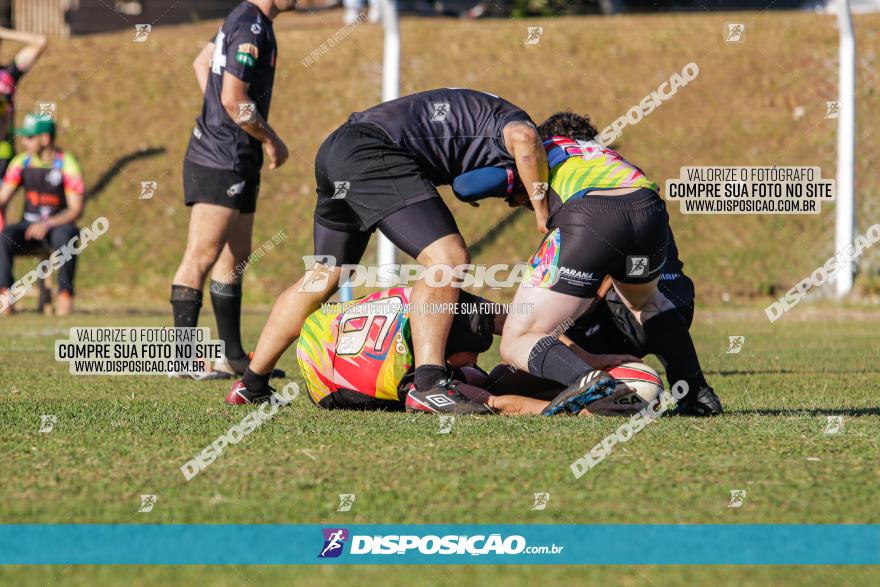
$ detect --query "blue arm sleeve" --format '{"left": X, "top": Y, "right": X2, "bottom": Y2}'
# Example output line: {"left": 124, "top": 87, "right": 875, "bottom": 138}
{"left": 452, "top": 167, "right": 514, "bottom": 203}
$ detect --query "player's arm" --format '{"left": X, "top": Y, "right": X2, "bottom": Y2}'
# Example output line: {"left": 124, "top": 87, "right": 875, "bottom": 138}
{"left": 0, "top": 178, "right": 17, "bottom": 214}
{"left": 220, "top": 73, "right": 288, "bottom": 169}
{"left": 503, "top": 121, "right": 550, "bottom": 234}
{"left": 0, "top": 154, "right": 24, "bottom": 212}
{"left": 219, "top": 23, "right": 288, "bottom": 169}
{"left": 0, "top": 27, "right": 48, "bottom": 73}
{"left": 193, "top": 42, "right": 215, "bottom": 94}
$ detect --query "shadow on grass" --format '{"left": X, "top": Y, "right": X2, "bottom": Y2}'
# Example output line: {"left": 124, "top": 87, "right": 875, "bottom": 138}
{"left": 88, "top": 147, "right": 166, "bottom": 201}
{"left": 723, "top": 408, "right": 880, "bottom": 416}
{"left": 468, "top": 207, "right": 526, "bottom": 257}
{"left": 707, "top": 369, "right": 880, "bottom": 375}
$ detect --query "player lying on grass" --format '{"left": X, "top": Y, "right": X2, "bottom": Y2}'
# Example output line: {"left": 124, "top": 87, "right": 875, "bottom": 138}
{"left": 226, "top": 286, "right": 642, "bottom": 415}
{"left": 451, "top": 114, "right": 721, "bottom": 416}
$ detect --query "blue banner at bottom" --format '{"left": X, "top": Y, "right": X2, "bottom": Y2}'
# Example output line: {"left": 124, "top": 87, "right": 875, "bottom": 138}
{"left": 1, "top": 524, "right": 877, "bottom": 565}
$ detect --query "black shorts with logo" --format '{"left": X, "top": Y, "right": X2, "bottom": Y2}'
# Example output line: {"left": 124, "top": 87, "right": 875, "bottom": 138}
{"left": 565, "top": 272, "right": 696, "bottom": 357}
{"left": 314, "top": 122, "right": 441, "bottom": 232}
{"left": 183, "top": 158, "right": 260, "bottom": 214}
{"left": 526, "top": 188, "right": 669, "bottom": 298}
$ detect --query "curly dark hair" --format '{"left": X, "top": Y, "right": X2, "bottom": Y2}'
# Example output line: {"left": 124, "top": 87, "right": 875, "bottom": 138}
{"left": 538, "top": 111, "right": 599, "bottom": 141}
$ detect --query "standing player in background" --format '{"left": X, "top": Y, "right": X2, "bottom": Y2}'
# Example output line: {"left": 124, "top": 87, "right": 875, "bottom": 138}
{"left": 0, "top": 114, "right": 85, "bottom": 316}
{"left": 170, "top": 0, "right": 295, "bottom": 379}
{"left": 0, "top": 27, "right": 48, "bottom": 178}
{"left": 0, "top": 26, "right": 48, "bottom": 232}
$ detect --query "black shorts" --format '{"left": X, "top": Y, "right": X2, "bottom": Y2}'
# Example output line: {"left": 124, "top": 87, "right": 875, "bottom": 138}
{"left": 526, "top": 188, "right": 669, "bottom": 298}
{"left": 183, "top": 159, "right": 259, "bottom": 214}
{"left": 315, "top": 387, "right": 407, "bottom": 411}
{"left": 313, "top": 197, "right": 461, "bottom": 264}
{"left": 565, "top": 274, "right": 696, "bottom": 357}
{"left": 314, "top": 122, "right": 440, "bottom": 232}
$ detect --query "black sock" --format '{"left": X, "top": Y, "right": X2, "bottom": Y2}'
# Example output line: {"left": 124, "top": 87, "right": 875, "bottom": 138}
{"left": 210, "top": 281, "right": 246, "bottom": 360}
{"left": 170, "top": 285, "right": 202, "bottom": 328}
{"left": 414, "top": 364, "right": 448, "bottom": 390}
{"left": 241, "top": 367, "right": 270, "bottom": 393}
{"left": 527, "top": 337, "right": 592, "bottom": 386}
{"left": 644, "top": 309, "right": 709, "bottom": 395}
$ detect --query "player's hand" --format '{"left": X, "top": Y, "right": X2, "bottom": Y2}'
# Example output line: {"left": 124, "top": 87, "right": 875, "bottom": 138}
{"left": 25, "top": 221, "right": 50, "bottom": 241}
{"left": 588, "top": 353, "right": 640, "bottom": 370}
{"left": 265, "top": 137, "right": 289, "bottom": 169}
{"left": 535, "top": 210, "right": 549, "bottom": 234}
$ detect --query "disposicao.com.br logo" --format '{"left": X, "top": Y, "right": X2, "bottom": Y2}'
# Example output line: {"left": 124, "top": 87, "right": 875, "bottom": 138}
{"left": 317, "top": 528, "right": 563, "bottom": 558}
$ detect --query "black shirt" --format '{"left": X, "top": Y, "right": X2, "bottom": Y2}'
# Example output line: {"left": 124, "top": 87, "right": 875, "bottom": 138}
{"left": 185, "top": 1, "right": 277, "bottom": 176}
{"left": 348, "top": 88, "right": 534, "bottom": 186}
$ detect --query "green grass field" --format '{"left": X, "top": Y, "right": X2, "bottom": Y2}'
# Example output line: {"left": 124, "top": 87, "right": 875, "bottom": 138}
{"left": 1, "top": 305, "right": 878, "bottom": 584}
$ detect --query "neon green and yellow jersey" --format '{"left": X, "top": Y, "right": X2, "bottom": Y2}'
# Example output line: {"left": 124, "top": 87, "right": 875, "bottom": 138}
{"left": 544, "top": 136, "right": 659, "bottom": 206}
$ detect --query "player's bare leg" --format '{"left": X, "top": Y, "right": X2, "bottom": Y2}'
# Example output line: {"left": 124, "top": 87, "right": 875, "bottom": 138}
{"left": 254, "top": 262, "right": 341, "bottom": 365}
{"left": 173, "top": 203, "right": 237, "bottom": 290}
{"left": 227, "top": 262, "right": 342, "bottom": 404}
{"left": 169, "top": 203, "right": 237, "bottom": 378}
{"left": 410, "top": 233, "right": 469, "bottom": 391}
{"left": 499, "top": 285, "right": 591, "bottom": 373}
{"left": 500, "top": 285, "right": 616, "bottom": 415}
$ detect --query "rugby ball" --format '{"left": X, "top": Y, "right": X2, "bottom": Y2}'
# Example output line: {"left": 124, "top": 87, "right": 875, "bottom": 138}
{"left": 593, "top": 362, "right": 664, "bottom": 415}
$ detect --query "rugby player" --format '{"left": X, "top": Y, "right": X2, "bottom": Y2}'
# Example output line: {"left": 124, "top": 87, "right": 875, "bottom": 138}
{"left": 450, "top": 164, "right": 714, "bottom": 415}
{"left": 0, "top": 114, "right": 85, "bottom": 316}
{"left": 170, "top": 0, "right": 295, "bottom": 378}
{"left": 227, "top": 286, "right": 639, "bottom": 415}
{"left": 498, "top": 112, "right": 722, "bottom": 416}
{"left": 0, "top": 27, "right": 48, "bottom": 179}
{"left": 235, "top": 88, "right": 553, "bottom": 405}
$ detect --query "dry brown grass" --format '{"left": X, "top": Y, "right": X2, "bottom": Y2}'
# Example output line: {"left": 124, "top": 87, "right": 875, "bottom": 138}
{"left": 3, "top": 10, "right": 878, "bottom": 306}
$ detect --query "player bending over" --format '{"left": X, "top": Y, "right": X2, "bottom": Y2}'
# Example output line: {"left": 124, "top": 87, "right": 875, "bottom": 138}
{"left": 236, "top": 88, "right": 551, "bottom": 406}
{"left": 226, "top": 286, "right": 638, "bottom": 416}
{"left": 451, "top": 114, "right": 721, "bottom": 416}
{"left": 497, "top": 112, "right": 721, "bottom": 416}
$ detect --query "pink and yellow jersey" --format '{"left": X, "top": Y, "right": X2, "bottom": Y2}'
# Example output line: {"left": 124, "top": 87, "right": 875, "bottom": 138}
{"left": 544, "top": 136, "right": 659, "bottom": 204}
{"left": 296, "top": 287, "right": 414, "bottom": 405}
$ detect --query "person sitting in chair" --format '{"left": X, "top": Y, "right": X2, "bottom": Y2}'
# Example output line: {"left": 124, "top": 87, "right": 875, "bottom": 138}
{"left": 0, "top": 113, "right": 85, "bottom": 316}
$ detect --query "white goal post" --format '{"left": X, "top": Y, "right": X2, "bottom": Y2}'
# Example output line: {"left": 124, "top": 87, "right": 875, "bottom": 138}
{"left": 835, "top": 0, "right": 856, "bottom": 298}
{"left": 366, "top": 0, "right": 858, "bottom": 299}
{"left": 376, "top": 0, "right": 400, "bottom": 280}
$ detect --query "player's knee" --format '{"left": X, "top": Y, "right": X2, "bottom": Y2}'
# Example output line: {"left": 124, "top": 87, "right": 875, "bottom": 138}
{"left": 499, "top": 335, "right": 520, "bottom": 365}
{"left": 184, "top": 247, "right": 221, "bottom": 276}
{"left": 49, "top": 224, "right": 78, "bottom": 246}
{"left": 424, "top": 243, "right": 469, "bottom": 270}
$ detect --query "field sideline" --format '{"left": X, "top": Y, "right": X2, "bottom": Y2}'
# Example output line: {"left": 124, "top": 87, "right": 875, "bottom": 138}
{"left": 1, "top": 306, "right": 878, "bottom": 584}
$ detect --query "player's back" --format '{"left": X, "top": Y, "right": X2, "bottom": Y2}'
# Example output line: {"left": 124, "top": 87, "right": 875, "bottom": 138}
{"left": 296, "top": 287, "right": 414, "bottom": 406}
{"left": 347, "top": 88, "right": 533, "bottom": 185}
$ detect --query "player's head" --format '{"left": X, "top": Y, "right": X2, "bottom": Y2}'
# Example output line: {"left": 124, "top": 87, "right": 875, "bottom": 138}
{"left": 538, "top": 111, "right": 598, "bottom": 141}
{"left": 443, "top": 292, "right": 497, "bottom": 371}
{"left": 16, "top": 113, "right": 56, "bottom": 154}
{"left": 270, "top": 0, "right": 297, "bottom": 12}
